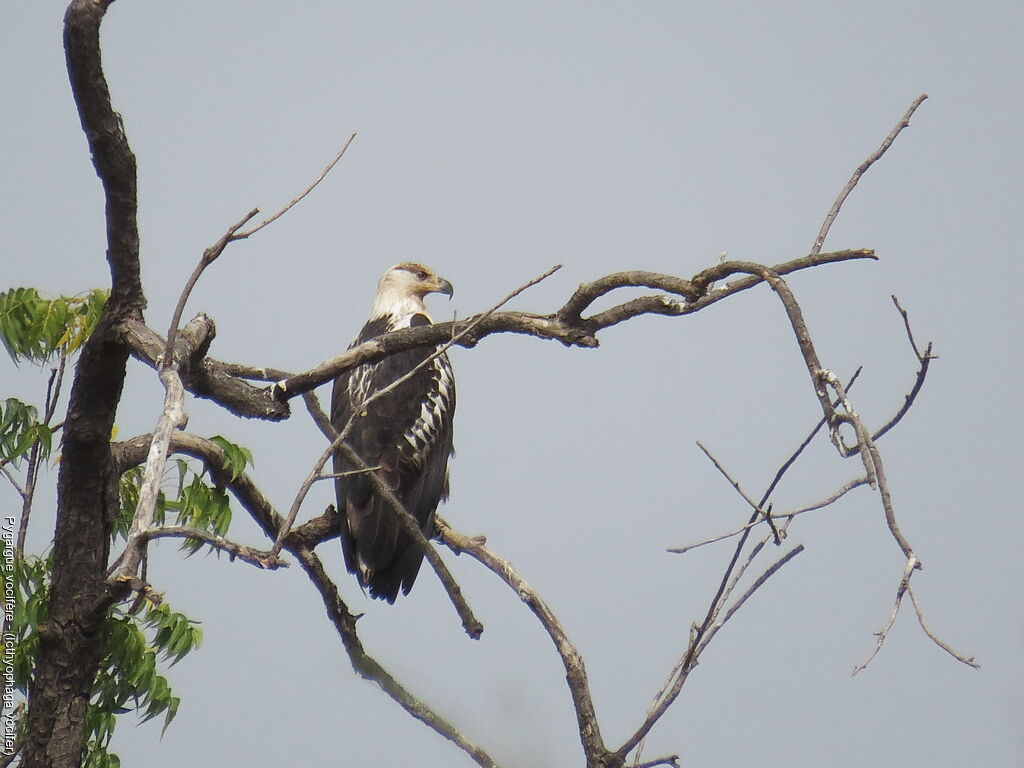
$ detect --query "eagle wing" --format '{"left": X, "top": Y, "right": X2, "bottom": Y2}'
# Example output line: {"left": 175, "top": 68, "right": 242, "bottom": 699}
{"left": 330, "top": 314, "right": 455, "bottom": 602}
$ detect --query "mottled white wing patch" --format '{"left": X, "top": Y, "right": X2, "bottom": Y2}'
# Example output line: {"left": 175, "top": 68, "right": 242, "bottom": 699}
{"left": 402, "top": 353, "right": 454, "bottom": 463}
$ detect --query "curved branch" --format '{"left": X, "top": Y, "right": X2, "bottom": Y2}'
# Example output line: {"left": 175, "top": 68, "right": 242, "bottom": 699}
{"left": 143, "top": 527, "right": 287, "bottom": 569}
{"left": 294, "top": 545, "right": 500, "bottom": 768}
{"left": 436, "top": 519, "right": 610, "bottom": 766}
{"left": 811, "top": 94, "right": 928, "bottom": 255}
{"left": 272, "top": 250, "right": 876, "bottom": 402}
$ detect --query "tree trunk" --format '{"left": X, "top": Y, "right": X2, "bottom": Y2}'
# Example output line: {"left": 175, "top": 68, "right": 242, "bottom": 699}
{"left": 20, "top": 2, "right": 145, "bottom": 765}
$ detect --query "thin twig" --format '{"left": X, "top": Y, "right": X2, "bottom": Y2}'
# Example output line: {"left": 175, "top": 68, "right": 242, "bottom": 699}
{"left": 143, "top": 526, "right": 288, "bottom": 569}
{"left": 872, "top": 297, "right": 935, "bottom": 441}
{"left": 624, "top": 370, "right": 862, "bottom": 762}
{"left": 697, "top": 545, "right": 805, "bottom": 653}
{"left": 696, "top": 441, "right": 780, "bottom": 543}
{"left": 668, "top": 476, "right": 869, "bottom": 554}
{"left": 235, "top": 133, "right": 357, "bottom": 238}
{"left": 851, "top": 556, "right": 918, "bottom": 675}
{"left": 317, "top": 467, "right": 382, "bottom": 481}
{"left": 164, "top": 209, "right": 259, "bottom": 362}
{"left": 619, "top": 544, "right": 805, "bottom": 762}
{"left": 907, "top": 584, "right": 980, "bottom": 669}
{"left": 811, "top": 94, "right": 928, "bottom": 255}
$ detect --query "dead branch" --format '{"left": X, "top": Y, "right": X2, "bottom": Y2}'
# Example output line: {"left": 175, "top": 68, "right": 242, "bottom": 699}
{"left": 668, "top": 476, "right": 870, "bottom": 554}
{"left": 696, "top": 441, "right": 780, "bottom": 543}
{"left": 872, "top": 296, "right": 935, "bottom": 441}
{"left": 436, "top": 518, "right": 610, "bottom": 767}
{"left": 811, "top": 94, "right": 928, "bottom": 255}
{"left": 293, "top": 544, "right": 501, "bottom": 768}
{"left": 270, "top": 250, "right": 876, "bottom": 403}
{"left": 235, "top": 133, "right": 357, "bottom": 238}
{"left": 142, "top": 527, "right": 287, "bottom": 570}
{"left": 907, "top": 584, "right": 980, "bottom": 669}
{"left": 109, "top": 338, "right": 194, "bottom": 583}
{"left": 618, "top": 542, "right": 805, "bottom": 763}
{"left": 163, "top": 209, "right": 259, "bottom": 362}
{"left": 166, "top": 134, "right": 357, "bottom": 362}
{"left": 851, "top": 556, "right": 918, "bottom": 674}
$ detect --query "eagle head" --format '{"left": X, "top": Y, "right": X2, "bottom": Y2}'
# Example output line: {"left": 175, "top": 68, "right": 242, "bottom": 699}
{"left": 371, "top": 262, "right": 453, "bottom": 320}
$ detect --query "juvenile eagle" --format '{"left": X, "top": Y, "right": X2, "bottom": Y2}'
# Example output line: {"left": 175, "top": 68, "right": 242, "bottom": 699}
{"left": 330, "top": 262, "right": 455, "bottom": 602}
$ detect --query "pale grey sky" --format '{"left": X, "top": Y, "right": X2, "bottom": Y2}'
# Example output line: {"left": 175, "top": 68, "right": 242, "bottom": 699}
{"left": 4, "top": 2, "right": 1022, "bottom": 766}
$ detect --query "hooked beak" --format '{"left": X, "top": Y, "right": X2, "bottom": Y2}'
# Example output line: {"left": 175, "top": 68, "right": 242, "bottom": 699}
{"left": 433, "top": 276, "right": 454, "bottom": 299}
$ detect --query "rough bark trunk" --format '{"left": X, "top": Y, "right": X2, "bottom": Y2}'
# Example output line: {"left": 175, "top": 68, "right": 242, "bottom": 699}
{"left": 20, "top": 2, "right": 144, "bottom": 765}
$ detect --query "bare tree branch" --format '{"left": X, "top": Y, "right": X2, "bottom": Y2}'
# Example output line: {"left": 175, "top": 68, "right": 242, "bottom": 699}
{"left": 668, "top": 476, "right": 870, "bottom": 554}
{"left": 851, "top": 556, "right": 918, "bottom": 675}
{"left": 142, "top": 527, "right": 287, "bottom": 570}
{"left": 110, "top": 319, "right": 206, "bottom": 582}
{"left": 907, "top": 584, "right": 980, "bottom": 669}
{"left": 811, "top": 94, "right": 928, "bottom": 255}
{"left": 872, "top": 296, "right": 935, "bottom": 441}
{"left": 163, "top": 209, "right": 259, "bottom": 361}
{"left": 696, "top": 441, "right": 780, "bottom": 543}
{"left": 235, "top": 133, "right": 357, "bottom": 238}
{"left": 436, "top": 519, "right": 611, "bottom": 767}
{"left": 270, "top": 251, "right": 876, "bottom": 402}
{"left": 625, "top": 369, "right": 862, "bottom": 763}
{"left": 293, "top": 544, "right": 501, "bottom": 768}
{"left": 618, "top": 543, "right": 805, "bottom": 762}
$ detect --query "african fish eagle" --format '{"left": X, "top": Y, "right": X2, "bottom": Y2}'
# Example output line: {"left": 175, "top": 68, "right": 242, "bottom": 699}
{"left": 330, "top": 262, "right": 456, "bottom": 603}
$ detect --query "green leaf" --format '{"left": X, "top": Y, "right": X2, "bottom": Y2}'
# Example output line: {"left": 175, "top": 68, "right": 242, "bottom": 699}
{"left": 0, "top": 287, "right": 108, "bottom": 363}
{"left": 209, "top": 434, "right": 254, "bottom": 481}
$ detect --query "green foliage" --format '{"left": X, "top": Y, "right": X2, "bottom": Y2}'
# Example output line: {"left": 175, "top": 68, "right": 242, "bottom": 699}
{"left": 0, "top": 287, "right": 107, "bottom": 364}
{"left": 0, "top": 397, "right": 52, "bottom": 467}
{"left": 3, "top": 286, "right": 251, "bottom": 764}
{"left": 210, "top": 434, "right": 254, "bottom": 481}
{"left": 168, "top": 471, "right": 232, "bottom": 554}
{"left": 10, "top": 555, "right": 201, "bottom": 767}
{"left": 116, "top": 442, "right": 252, "bottom": 556}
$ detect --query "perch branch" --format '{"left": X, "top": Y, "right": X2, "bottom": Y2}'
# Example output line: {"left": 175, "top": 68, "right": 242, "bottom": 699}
{"left": 271, "top": 251, "right": 875, "bottom": 402}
